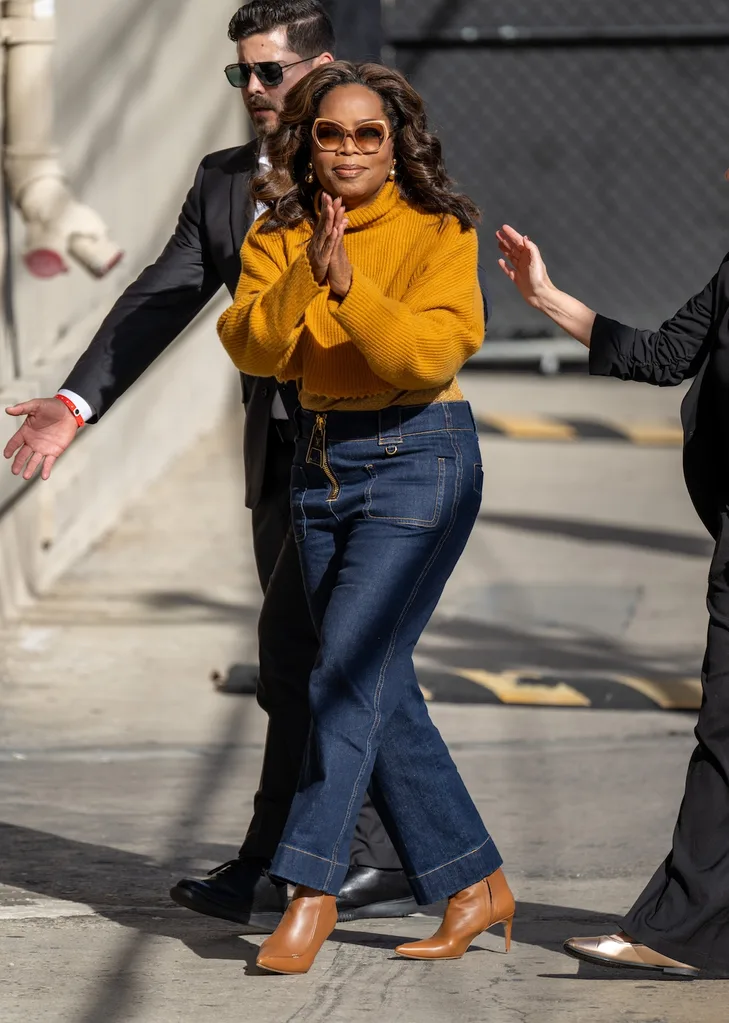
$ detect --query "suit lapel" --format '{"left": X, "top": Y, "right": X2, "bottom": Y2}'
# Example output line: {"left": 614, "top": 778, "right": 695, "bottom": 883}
{"left": 230, "top": 171, "right": 253, "bottom": 258}
{"left": 229, "top": 144, "right": 258, "bottom": 256}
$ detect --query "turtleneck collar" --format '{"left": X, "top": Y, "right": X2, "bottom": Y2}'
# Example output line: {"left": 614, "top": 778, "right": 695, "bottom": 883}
{"left": 315, "top": 180, "right": 402, "bottom": 231}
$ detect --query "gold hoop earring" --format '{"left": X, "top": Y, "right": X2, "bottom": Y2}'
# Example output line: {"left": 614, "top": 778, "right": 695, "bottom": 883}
{"left": 305, "top": 162, "right": 314, "bottom": 185}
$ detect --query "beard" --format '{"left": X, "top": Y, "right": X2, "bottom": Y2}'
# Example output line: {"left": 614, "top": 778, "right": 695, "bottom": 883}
{"left": 245, "top": 98, "right": 281, "bottom": 138}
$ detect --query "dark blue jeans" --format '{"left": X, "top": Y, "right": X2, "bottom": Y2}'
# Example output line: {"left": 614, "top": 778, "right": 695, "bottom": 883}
{"left": 269, "top": 402, "right": 503, "bottom": 904}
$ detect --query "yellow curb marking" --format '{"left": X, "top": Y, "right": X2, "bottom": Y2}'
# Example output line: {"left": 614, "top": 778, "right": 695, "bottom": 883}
{"left": 613, "top": 674, "right": 701, "bottom": 710}
{"left": 480, "top": 415, "right": 577, "bottom": 441}
{"left": 455, "top": 668, "right": 591, "bottom": 707}
{"left": 617, "top": 424, "right": 683, "bottom": 446}
{"left": 476, "top": 414, "right": 683, "bottom": 446}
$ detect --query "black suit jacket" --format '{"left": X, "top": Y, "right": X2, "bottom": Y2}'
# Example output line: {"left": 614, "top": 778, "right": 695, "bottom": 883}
{"left": 588, "top": 252, "right": 729, "bottom": 539}
{"left": 62, "top": 139, "right": 290, "bottom": 509}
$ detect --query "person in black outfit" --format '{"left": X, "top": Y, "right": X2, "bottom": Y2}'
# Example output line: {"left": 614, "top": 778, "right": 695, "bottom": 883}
{"left": 497, "top": 219, "right": 729, "bottom": 977}
{"left": 3, "top": 1, "right": 416, "bottom": 930}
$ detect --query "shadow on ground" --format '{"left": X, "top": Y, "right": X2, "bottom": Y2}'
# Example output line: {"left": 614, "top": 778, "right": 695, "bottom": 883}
{"left": 0, "top": 817, "right": 623, "bottom": 972}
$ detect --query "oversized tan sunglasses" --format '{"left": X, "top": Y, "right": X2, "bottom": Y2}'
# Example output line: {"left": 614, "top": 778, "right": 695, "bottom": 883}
{"left": 311, "top": 118, "right": 391, "bottom": 154}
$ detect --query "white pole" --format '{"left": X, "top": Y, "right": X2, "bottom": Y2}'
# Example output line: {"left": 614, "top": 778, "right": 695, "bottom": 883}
{"left": 2, "top": 0, "right": 124, "bottom": 278}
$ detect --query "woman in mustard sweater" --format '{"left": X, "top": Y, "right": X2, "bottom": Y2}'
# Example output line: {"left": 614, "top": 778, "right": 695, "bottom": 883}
{"left": 218, "top": 61, "right": 512, "bottom": 974}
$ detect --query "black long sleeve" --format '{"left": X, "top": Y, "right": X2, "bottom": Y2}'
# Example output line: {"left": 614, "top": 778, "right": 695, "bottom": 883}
{"left": 61, "top": 157, "right": 224, "bottom": 419}
{"left": 588, "top": 254, "right": 729, "bottom": 386}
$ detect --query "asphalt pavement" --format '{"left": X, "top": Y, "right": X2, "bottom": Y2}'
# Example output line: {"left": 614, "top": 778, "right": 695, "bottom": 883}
{"left": 0, "top": 367, "right": 725, "bottom": 1023}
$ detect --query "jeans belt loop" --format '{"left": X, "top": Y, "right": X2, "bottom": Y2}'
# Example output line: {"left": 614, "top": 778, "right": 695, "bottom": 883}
{"left": 378, "top": 406, "right": 403, "bottom": 447}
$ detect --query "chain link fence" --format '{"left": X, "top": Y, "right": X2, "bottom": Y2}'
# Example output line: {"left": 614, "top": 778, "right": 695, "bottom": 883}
{"left": 384, "top": 0, "right": 729, "bottom": 351}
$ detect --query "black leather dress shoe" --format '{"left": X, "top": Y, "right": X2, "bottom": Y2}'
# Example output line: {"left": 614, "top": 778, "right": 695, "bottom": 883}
{"left": 170, "top": 859, "right": 286, "bottom": 932}
{"left": 336, "top": 866, "right": 418, "bottom": 922}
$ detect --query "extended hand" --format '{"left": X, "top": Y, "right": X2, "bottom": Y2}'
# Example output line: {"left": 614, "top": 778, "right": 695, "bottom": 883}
{"left": 4, "top": 397, "right": 80, "bottom": 480}
{"left": 307, "top": 193, "right": 347, "bottom": 285}
{"left": 496, "top": 225, "right": 554, "bottom": 307}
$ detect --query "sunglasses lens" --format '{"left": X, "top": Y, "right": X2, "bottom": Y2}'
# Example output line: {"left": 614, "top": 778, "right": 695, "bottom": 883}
{"left": 315, "top": 121, "right": 346, "bottom": 150}
{"left": 256, "top": 62, "right": 284, "bottom": 87}
{"left": 355, "top": 124, "right": 386, "bottom": 153}
{"left": 225, "top": 65, "right": 248, "bottom": 88}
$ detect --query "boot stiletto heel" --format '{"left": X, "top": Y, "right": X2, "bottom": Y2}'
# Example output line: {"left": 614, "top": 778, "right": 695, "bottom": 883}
{"left": 395, "top": 868, "right": 515, "bottom": 961}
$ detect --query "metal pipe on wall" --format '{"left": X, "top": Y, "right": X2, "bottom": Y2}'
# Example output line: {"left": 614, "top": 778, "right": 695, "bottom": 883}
{"left": 2, "top": 0, "right": 123, "bottom": 279}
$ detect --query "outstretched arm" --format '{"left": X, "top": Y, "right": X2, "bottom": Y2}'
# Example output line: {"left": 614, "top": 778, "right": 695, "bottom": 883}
{"left": 4, "top": 156, "right": 225, "bottom": 480}
{"left": 497, "top": 224, "right": 722, "bottom": 385}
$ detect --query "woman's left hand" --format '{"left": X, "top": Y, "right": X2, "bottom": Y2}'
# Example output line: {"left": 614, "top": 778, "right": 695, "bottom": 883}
{"left": 327, "top": 212, "right": 352, "bottom": 298}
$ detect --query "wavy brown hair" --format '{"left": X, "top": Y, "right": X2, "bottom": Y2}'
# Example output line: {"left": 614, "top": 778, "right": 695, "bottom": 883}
{"left": 252, "top": 61, "right": 480, "bottom": 231}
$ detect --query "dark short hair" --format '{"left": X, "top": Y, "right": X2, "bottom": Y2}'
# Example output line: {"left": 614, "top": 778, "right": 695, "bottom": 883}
{"left": 228, "top": 1, "right": 335, "bottom": 57}
{"left": 253, "top": 61, "right": 480, "bottom": 231}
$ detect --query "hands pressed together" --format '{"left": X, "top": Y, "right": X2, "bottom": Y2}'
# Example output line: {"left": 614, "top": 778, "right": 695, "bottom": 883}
{"left": 307, "top": 193, "right": 352, "bottom": 299}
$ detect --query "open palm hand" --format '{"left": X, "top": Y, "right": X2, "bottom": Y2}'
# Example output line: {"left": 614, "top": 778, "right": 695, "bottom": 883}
{"left": 4, "top": 397, "right": 80, "bottom": 480}
{"left": 496, "top": 225, "right": 553, "bottom": 307}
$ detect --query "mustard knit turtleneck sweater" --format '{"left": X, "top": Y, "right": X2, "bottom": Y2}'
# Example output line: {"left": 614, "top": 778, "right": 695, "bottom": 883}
{"left": 217, "top": 181, "right": 485, "bottom": 411}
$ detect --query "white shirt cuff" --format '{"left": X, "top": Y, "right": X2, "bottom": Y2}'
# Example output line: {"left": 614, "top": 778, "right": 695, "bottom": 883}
{"left": 57, "top": 389, "right": 96, "bottom": 423}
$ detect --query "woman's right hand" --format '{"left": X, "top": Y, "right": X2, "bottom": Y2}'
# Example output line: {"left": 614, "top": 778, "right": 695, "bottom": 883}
{"left": 497, "top": 224, "right": 597, "bottom": 347}
{"left": 307, "top": 193, "right": 346, "bottom": 285}
{"left": 496, "top": 225, "right": 554, "bottom": 308}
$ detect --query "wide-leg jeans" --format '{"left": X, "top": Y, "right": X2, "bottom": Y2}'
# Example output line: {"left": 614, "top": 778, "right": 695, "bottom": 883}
{"left": 269, "top": 401, "right": 503, "bottom": 904}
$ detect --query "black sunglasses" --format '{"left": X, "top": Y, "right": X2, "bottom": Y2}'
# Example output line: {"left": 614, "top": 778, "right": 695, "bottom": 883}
{"left": 224, "top": 56, "right": 315, "bottom": 89}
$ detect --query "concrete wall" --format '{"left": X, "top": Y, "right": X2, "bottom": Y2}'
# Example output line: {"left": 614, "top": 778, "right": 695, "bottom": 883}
{"left": 0, "top": 0, "right": 248, "bottom": 617}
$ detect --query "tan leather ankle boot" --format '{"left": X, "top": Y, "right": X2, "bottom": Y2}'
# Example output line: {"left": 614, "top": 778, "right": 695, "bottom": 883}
{"left": 256, "top": 886, "right": 338, "bottom": 975}
{"left": 395, "top": 868, "right": 515, "bottom": 960}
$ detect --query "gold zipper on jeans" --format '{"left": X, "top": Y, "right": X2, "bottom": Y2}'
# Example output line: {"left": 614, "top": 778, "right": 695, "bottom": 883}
{"left": 308, "top": 413, "right": 340, "bottom": 502}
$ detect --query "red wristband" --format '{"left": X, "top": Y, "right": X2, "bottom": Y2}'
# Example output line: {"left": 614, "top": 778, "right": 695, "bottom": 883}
{"left": 54, "top": 393, "right": 85, "bottom": 428}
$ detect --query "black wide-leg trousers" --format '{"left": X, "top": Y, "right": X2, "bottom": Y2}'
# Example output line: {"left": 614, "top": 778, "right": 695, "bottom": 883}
{"left": 238, "top": 423, "right": 401, "bottom": 871}
{"left": 624, "top": 507, "right": 729, "bottom": 972}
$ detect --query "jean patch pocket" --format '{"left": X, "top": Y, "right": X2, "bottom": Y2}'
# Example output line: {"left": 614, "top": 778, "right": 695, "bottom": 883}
{"left": 291, "top": 465, "right": 308, "bottom": 542}
{"left": 474, "top": 463, "right": 484, "bottom": 496}
{"left": 364, "top": 455, "right": 446, "bottom": 527}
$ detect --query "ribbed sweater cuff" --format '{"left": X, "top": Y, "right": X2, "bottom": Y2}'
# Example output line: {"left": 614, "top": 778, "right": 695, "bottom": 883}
{"left": 333, "top": 268, "right": 393, "bottom": 360}
{"left": 270, "top": 252, "right": 327, "bottom": 335}
{"left": 219, "top": 252, "right": 325, "bottom": 365}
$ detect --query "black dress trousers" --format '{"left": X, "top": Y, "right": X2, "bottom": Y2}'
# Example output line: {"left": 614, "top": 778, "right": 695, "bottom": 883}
{"left": 586, "top": 255, "right": 729, "bottom": 971}
{"left": 623, "top": 507, "right": 729, "bottom": 972}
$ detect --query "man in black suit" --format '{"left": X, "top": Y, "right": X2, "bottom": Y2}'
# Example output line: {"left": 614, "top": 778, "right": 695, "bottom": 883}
{"left": 4, "top": 0, "right": 416, "bottom": 929}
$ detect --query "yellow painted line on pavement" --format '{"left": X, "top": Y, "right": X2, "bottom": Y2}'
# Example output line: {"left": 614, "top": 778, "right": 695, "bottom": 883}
{"left": 455, "top": 668, "right": 591, "bottom": 707}
{"left": 419, "top": 683, "right": 434, "bottom": 702}
{"left": 613, "top": 675, "right": 701, "bottom": 710}
{"left": 618, "top": 424, "right": 684, "bottom": 446}
{"left": 481, "top": 414, "right": 577, "bottom": 442}
{"left": 475, "top": 412, "right": 683, "bottom": 445}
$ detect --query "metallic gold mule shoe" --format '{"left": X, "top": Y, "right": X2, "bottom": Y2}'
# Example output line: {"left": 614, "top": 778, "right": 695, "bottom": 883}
{"left": 256, "top": 886, "right": 338, "bottom": 975}
{"left": 395, "top": 868, "right": 515, "bottom": 960}
{"left": 564, "top": 933, "right": 699, "bottom": 978}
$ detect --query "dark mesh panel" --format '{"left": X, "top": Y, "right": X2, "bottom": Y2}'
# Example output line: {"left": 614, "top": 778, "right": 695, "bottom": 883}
{"left": 385, "top": 0, "right": 729, "bottom": 37}
{"left": 384, "top": 2, "right": 729, "bottom": 338}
